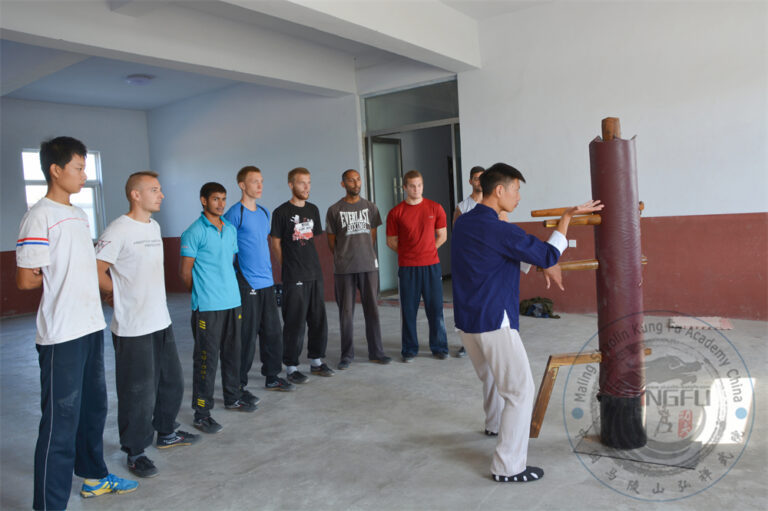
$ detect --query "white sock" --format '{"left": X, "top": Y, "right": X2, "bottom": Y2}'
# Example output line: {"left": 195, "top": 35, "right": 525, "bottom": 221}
{"left": 311, "top": 358, "right": 322, "bottom": 367}
{"left": 287, "top": 366, "right": 298, "bottom": 374}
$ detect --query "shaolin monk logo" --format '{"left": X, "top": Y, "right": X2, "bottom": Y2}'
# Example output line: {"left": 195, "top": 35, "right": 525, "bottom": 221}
{"left": 562, "top": 312, "right": 753, "bottom": 501}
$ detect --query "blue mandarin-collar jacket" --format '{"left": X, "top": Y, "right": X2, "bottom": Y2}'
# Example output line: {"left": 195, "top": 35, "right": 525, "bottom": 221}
{"left": 451, "top": 204, "right": 566, "bottom": 333}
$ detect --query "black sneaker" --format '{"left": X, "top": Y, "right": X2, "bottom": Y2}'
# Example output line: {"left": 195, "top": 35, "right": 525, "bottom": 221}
{"left": 157, "top": 430, "right": 199, "bottom": 449}
{"left": 402, "top": 356, "right": 415, "bottom": 363}
{"left": 456, "top": 347, "right": 468, "bottom": 358}
{"left": 287, "top": 371, "right": 309, "bottom": 384}
{"left": 433, "top": 352, "right": 449, "bottom": 360}
{"left": 337, "top": 360, "right": 351, "bottom": 370}
{"left": 240, "top": 389, "right": 261, "bottom": 406}
{"left": 484, "top": 429, "right": 498, "bottom": 437}
{"left": 265, "top": 376, "right": 296, "bottom": 392}
{"left": 127, "top": 455, "right": 158, "bottom": 478}
{"left": 225, "top": 399, "right": 257, "bottom": 412}
{"left": 310, "top": 363, "right": 335, "bottom": 377}
{"left": 370, "top": 356, "right": 392, "bottom": 365}
{"left": 193, "top": 416, "right": 223, "bottom": 434}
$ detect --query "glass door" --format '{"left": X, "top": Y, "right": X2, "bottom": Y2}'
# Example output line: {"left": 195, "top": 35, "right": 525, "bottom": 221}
{"left": 369, "top": 137, "right": 403, "bottom": 293}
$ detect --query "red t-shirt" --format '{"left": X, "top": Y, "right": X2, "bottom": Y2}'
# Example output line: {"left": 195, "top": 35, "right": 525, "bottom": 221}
{"left": 386, "top": 198, "right": 447, "bottom": 267}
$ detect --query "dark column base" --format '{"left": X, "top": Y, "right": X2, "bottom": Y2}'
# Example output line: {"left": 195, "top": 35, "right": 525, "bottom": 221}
{"left": 599, "top": 394, "right": 647, "bottom": 449}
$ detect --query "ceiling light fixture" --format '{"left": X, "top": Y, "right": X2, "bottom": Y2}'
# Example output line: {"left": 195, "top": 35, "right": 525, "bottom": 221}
{"left": 125, "top": 73, "right": 155, "bottom": 86}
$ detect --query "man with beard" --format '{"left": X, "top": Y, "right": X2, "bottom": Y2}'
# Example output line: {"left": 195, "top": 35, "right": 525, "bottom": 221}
{"left": 271, "top": 168, "right": 334, "bottom": 384}
{"left": 180, "top": 182, "right": 255, "bottom": 435}
{"left": 326, "top": 169, "right": 391, "bottom": 370}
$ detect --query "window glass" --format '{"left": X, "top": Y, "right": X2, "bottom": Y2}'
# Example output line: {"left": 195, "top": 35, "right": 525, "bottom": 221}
{"left": 21, "top": 150, "right": 104, "bottom": 239}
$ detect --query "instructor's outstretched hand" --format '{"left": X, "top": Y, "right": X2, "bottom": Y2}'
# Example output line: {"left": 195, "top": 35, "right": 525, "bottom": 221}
{"left": 567, "top": 199, "right": 604, "bottom": 217}
{"left": 542, "top": 264, "right": 564, "bottom": 291}
{"left": 556, "top": 199, "right": 604, "bottom": 237}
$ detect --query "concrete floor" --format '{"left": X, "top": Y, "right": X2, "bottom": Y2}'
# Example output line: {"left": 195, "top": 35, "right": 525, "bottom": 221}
{"left": 1, "top": 294, "right": 766, "bottom": 510}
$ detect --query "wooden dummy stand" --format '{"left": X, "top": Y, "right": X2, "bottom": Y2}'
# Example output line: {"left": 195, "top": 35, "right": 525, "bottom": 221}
{"left": 528, "top": 117, "right": 648, "bottom": 438}
{"left": 529, "top": 347, "right": 651, "bottom": 438}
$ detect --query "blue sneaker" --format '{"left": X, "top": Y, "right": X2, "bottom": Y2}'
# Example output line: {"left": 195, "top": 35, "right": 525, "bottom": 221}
{"left": 80, "top": 473, "right": 139, "bottom": 498}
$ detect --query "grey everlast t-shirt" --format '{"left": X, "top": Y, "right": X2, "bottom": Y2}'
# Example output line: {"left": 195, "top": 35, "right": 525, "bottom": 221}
{"left": 325, "top": 197, "right": 382, "bottom": 274}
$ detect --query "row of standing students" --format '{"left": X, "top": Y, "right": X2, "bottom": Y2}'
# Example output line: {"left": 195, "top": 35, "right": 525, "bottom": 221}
{"left": 17, "top": 135, "right": 600, "bottom": 510}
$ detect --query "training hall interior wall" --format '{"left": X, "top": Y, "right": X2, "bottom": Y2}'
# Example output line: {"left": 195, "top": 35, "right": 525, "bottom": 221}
{"left": 0, "top": 83, "right": 363, "bottom": 314}
{"left": 456, "top": 1, "right": 767, "bottom": 320}
{"left": 0, "top": 97, "right": 151, "bottom": 315}
{"left": 147, "top": 82, "right": 363, "bottom": 297}
{"left": 2, "top": 2, "right": 766, "bottom": 320}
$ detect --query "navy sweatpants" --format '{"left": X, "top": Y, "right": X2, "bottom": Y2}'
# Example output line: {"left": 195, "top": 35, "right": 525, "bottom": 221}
{"left": 398, "top": 263, "right": 448, "bottom": 357}
{"left": 34, "top": 330, "right": 109, "bottom": 511}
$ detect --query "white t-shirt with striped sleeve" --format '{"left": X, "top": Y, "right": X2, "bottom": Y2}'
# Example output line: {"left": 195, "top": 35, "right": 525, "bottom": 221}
{"left": 16, "top": 198, "right": 105, "bottom": 345}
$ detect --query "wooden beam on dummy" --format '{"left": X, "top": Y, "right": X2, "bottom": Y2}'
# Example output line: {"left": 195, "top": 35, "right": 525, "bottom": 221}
{"left": 532, "top": 202, "right": 643, "bottom": 219}
{"left": 535, "top": 256, "right": 648, "bottom": 272}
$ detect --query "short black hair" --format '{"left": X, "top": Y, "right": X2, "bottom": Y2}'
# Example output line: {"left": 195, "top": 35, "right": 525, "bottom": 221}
{"left": 480, "top": 163, "right": 526, "bottom": 197}
{"left": 200, "top": 182, "right": 226, "bottom": 200}
{"left": 341, "top": 169, "right": 359, "bottom": 181}
{"left": 469, "top": 166, "right": 485, "bottom": 179}
{"left": 39, "top": 136, "right": 87, "bottom": 184}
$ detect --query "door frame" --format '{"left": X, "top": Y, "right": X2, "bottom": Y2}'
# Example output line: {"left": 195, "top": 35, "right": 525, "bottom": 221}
{"left": 364, "top": 117, "right": 461, "bottom": 206}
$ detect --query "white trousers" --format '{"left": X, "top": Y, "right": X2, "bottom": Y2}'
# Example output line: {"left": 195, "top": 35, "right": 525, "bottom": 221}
{"left": 460, "top": 327, "right": 535, "bottom": 476}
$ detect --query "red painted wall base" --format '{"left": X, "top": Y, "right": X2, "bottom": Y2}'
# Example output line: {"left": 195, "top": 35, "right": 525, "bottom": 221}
{"left": 517, "top": 212, "right": 767, "bottom": 320}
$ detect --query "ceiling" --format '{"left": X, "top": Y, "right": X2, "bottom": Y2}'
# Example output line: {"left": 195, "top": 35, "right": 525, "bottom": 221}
{"left": 2, "top": 41, "right": 240, "bottom": 110}
{"left": 0, "top": 0, "right": 542, "bottom": 111}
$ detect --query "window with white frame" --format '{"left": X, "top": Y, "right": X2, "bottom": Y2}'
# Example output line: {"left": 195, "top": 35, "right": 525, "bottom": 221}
{"left": 21, "top": 150, "right": 106, "bottom": 239}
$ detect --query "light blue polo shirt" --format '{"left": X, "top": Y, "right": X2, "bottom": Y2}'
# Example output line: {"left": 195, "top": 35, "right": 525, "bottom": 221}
{"left": 180, "top": 213, "right": 241, "bottom": 312}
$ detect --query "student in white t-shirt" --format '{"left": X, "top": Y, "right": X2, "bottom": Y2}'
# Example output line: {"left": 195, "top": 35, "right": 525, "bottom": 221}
{"left": 453, "top": 166, "right": 485, "bottom": 227}
{"left": 96, "top": 171, "right": 198, "bottom": 479}
{"left": 16, "top": 137, "right": 138, "bottom": 511}
{"left": 452, "top": 166, "right": 485, "bottom": 358}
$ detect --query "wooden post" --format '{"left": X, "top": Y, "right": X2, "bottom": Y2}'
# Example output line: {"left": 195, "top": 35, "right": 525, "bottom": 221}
{"left": 602, "top": 117, "right": 621, "bottom": 141}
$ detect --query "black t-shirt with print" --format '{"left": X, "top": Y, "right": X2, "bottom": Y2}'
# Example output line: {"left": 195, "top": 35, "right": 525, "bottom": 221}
{"left": 270, "top": 201, "right": 323, "bottom": 283}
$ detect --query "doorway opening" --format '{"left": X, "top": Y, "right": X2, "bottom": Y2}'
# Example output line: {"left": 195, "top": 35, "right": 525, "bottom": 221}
{"left": 362, "top": 80, "right": 463, "bottom": 295}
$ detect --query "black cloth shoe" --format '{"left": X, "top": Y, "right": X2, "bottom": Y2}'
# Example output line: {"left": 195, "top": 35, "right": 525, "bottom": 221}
{"left": 311, "top": 363, "right": 336, "bottom": 377}
{"left": 369, "top": 356, "right": 392, "bottom": 365}
{"left": 484, "top": 429, "right": 498, "bottom": 437}
{"left": 456, "top": 347, "right": 468, "bottom": 358}
{"left": 337, "top": 360, "right": 351, "bottom": 370}
{"left": 266, "top": 376, "right": 296, "bottom": 391}
{"left": 402, "top": 356, "right": 415, "bottom": 363}
{"left": 240, "top": 388, "right": 261, "bottom": 406}
{"left": 128, "top": 455, "right": 158, "bottom": 478}
{"left": 193, "top": 416, "right": 223, "bottom": 434}
{"left": 433, "top": 352, "right": 448, "bottom": 360}
{"left": 157, "top": 430, "right": 199, "bottom": 449}
{"left": 492, "top": 466, "right": 544, "bottom": 483}
{"left": 287, "top": 371, "right": 309, "bottom": 384}
{"left": 225, "top": 399, "right": 257, "bottom": 412}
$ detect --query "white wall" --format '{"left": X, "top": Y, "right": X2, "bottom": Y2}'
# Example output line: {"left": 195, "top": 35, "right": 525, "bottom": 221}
{"left": 0, "top": 97, "right": 150, "bottom": 250}
{"left": 147, "top": 83, "right": 363, "bottom": 237}
{"left": 457, "top": 1, "right": 767, "bottom": 221}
